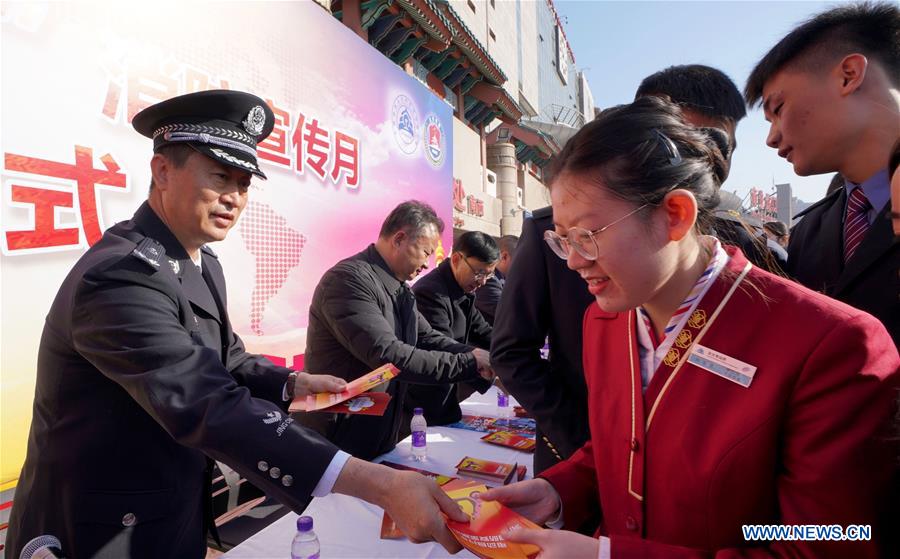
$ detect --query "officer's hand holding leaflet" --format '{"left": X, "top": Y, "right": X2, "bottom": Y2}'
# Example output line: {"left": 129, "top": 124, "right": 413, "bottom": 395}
{"left": 333, "top": 458, "right": 468, "bottom": 553}
{"left": 294, "top": 372, "right": 347, "bottom": 397}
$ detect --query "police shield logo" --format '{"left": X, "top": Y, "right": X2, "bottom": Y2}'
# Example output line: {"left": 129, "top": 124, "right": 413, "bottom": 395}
{"left": 391, "top": 94, "right": 419, "bottom": 155}
{"left": 423, "top": 114, "right": 445, "bottom": 168}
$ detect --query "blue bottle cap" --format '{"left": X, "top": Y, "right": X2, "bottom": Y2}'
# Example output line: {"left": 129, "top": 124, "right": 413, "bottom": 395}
{"left": 297, "top": 515, "right": 314, "bottom": 532}
{"left": 414, "top": 407, "right": 424, "bottom": 415}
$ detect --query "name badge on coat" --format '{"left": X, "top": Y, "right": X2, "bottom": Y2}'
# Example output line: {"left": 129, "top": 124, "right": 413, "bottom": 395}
{"left": 688, "top": 344, "right": 757, "bottom": 388}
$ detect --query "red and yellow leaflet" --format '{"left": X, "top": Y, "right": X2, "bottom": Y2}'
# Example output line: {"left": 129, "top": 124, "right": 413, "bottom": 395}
{"left": 481, "top": 431, "right": 536, "bottom": 452}
{"left": 289, "top": 363, "right": 399, "bottom": 412}
{"left": 456, "top": 456, "right": 518, "bottom": 485}
{"left": 443, "top": 483, "right": 541, "bottom": 559}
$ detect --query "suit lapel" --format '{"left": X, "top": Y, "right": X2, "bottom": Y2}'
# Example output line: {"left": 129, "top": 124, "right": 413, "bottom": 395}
{"left": 181, "top": 261, "right": 221, "bottom": 323}
{"left": 835, "top": 202, "right": 895, "bottom": 295}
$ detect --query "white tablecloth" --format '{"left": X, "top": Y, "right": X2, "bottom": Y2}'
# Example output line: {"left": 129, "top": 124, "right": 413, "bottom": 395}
{"left": 224, "top": 387, "right": 531, "bottom": 558}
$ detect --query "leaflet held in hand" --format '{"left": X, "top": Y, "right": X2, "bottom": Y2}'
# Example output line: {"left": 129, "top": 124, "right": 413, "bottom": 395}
{"left": 289, "top": 363, "right": 399, "bottom": 413}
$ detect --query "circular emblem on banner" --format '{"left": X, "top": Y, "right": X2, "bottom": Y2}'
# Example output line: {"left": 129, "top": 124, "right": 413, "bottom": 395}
{"left": 391, "top": 94, "right": 419, "bottom": 155}
{"left": 423, "top": 114, "right": 445, "bottom": 167}
{"left": 242, "top": 105, "right": 267, "bottom": 136}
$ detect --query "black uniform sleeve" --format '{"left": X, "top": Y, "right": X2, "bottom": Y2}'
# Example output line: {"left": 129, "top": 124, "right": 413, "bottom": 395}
{"left": 70, "top": 259, "right": 338, "bottom": 514}
{"left": 316, "top": 267, "right": 478, "bottom": 385}
{"left": 226, "top": 335, "right": 292, "bottom": 405}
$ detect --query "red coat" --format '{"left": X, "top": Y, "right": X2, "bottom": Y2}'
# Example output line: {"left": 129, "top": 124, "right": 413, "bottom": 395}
{"left": 541, "top": 248, "right": 899, "bottom": 558}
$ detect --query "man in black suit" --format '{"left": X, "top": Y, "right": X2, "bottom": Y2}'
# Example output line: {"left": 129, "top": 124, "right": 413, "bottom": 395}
{"left": 475, "top": 235, "right": 519, "bottom": 325}
{"left": 492, "top": 64, "right": 753, "bottom": 478}
{"left": 745, "top": 2, "right": 900, "bottom": 345}
{"left": 407, "top": 231, "right": 497, "bottom": 427}
{"left": 6, "top": 92, "right": 468, "bottom": 559}
{"left": 301, "top": 201, "right": 493, "bottom": 460}
{"left": 637, "top": 65, "right": 788, "bottom": 274}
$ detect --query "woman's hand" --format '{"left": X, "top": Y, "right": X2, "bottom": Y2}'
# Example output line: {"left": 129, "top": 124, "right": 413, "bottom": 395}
{"left": 478, "top": 478, "right": 562, "bottom": 525}
{"left": 506, "top": 527, "right": 600, "bottom": 559}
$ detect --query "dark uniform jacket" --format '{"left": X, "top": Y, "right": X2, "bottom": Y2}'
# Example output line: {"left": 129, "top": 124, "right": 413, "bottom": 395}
{"left": 301, "top": 245, "right": 480, "bottom": 460}
{"left": 490, "top": 207, "right": 593, "bottom": 475}
{"left": 787, "top": 183, "right": 899, "bottom": 345}
{"left": 6, "top": 202, "right": 339, "bottom": 559}
{"left": 407, "top": 259, "right": 493, "bottom": 426}
{"left": 474, "top": 270, "right": 505, "bottom": 325}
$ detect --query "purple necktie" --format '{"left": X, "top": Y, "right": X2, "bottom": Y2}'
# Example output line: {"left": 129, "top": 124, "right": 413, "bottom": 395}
{"left": 844, "top": 186, "right": 871, "bottom": 262}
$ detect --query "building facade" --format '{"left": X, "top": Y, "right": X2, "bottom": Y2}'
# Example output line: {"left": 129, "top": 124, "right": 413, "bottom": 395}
{"left": 328, "top": 0, "right": 595, "bottom": 238}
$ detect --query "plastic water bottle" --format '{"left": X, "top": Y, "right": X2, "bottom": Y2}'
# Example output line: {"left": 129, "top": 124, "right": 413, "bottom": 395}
{"left": 497, "top": 390, "right": 512, "bottom": 419}
{"left": 291, "top": 516, "right": 320, "bottom": 559}
{"left": 411, "top": 407, "right": 427, "bottom": 461}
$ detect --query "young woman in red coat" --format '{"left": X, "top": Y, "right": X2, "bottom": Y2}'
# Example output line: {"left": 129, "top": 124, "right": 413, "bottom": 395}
{"left": 481, "top": 96, "right": 900, "bottom": 558}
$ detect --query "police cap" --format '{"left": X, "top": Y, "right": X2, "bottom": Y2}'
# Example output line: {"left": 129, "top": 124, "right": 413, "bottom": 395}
{"left": 132, "top": 89, "right": 275, "bottom": 179}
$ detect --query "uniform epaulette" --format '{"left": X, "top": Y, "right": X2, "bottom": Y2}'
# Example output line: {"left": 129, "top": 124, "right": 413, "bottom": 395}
{"left": 201, "top": 245, "right": 218, "bottom": 259}
{"left": 532, "top": 205, "right": 553, "bottom": 220}
{"left": 793, "top": 188, "right": 842, "bottom": 221}
{"left": 131, "top": 237, "right": 166, "bottom": 269}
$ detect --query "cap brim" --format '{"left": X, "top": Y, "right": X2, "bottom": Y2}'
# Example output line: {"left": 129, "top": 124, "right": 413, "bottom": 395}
{"left": 186, "top": 143, "right": 267, "bottom": 180}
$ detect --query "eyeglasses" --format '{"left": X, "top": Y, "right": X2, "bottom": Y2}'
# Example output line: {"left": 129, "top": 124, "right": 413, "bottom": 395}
{"left": 543, "top": 204, "right": 649, "bottom": 261}
{"left": 460, "top": 256, "right": 495, "bottom": 281}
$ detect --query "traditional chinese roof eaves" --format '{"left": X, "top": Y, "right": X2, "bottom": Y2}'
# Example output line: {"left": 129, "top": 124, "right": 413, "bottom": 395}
{"left": 434, "top": 0, "right": 507, "bottom": 86}
{"left": 486, "top": 121, "right": 557, "bottom": 159}
{"left": 396, "top": 0, "right": 452, "bottom": 46}
{"left": 519, "top": 122, "right": 560, "bottom": 153}
{"left": 470, "top": 82, "right": 523, "bottom": 122}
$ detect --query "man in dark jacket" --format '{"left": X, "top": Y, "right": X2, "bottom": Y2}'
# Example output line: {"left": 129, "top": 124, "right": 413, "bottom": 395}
{"left": 301, "top": 201, "right": 493, "bottom": 460}
{"left": 745, "top": 2, "right": 899, "bottom": 345}
{"left": 475, "top": 235, "right": 518, "bottom": 325}
{"left": 6, "top": 92, "right": 469, "bottom": 559}
{"left": 407, "top": 231, "right": 497, "bottom": 427}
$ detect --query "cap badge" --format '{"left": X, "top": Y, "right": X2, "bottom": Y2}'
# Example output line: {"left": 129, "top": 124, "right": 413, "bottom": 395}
{"left": 242, "top": 105, "right": 266, "bottom": 136}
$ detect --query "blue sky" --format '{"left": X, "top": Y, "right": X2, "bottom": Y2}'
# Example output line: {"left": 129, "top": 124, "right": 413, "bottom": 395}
{"left": 554, "top": 0, "right": 849, "bottom": 204}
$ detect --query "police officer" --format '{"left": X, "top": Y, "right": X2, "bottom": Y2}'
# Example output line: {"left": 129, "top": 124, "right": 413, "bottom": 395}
{"left": 6, "top": 90, "right": 467, "bottom": 559}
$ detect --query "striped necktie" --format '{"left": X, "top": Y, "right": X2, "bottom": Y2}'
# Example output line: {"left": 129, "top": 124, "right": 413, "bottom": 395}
{"left": 844, "top": 187, "right": 871, "bottom": 263}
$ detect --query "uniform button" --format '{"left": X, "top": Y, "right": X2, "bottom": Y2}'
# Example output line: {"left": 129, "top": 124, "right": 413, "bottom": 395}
{"left": 630, "top": 438, "right": 640, "bottom": 452}
{"left": 269, "top": 466, "right": 281, "bottom": 479}
{"left": 282, "top": 475, "right": 294, "bottom": 487}
{"left": 625, "top": 516, "right": 638, "bottom": 531}
{"left": 122, "top": 512, "right": 137, "bottom": 527}
{"left": 258, "top": 460, "right": 269, "bottom": 472}
{"left": 542, "top": 436, "right": 549, "bottom": 442}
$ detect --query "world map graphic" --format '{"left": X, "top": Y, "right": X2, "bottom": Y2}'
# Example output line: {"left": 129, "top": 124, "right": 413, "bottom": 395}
{"left": 238, "top": 201, "right": 306, "bottom": 335}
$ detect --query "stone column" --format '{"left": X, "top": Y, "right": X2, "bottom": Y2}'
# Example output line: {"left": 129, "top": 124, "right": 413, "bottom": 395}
{"left": 486, "top": 142, "right": 520, "bottom": 236}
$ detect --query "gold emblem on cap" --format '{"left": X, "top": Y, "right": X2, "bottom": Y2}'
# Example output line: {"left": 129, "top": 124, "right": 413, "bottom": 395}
{"left": 674, "top": 330, "right": 692, "bottom": 349}
{"left": 663, "top": 348, "right": 680, "bottom": 367}
{"left": 243, "top": 105, "right": 266, "bottom": 136}
{"left": 687, "top": 309, "right": 707, "bottom": 328}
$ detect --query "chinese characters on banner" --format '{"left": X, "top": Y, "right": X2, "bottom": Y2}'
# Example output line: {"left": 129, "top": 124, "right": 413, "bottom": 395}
{"left": 101, "top": 63, "right": 360, "bottom": 187}
{"left": 748, "top": 187, "right": 778, "bottom": 220}
{"left": 452, "top": 178, "right": 484, "bottom": 218}
{"left": 3, "top": 63, "right": 362, "bottom": 255}
{"left": 3, "top": 147, "right": 127, "bottom": 254}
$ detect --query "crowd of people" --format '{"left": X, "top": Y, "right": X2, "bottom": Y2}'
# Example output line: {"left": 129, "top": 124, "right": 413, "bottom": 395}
{"left": 6, "top": 2, "right": 899, "bottom": 558}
